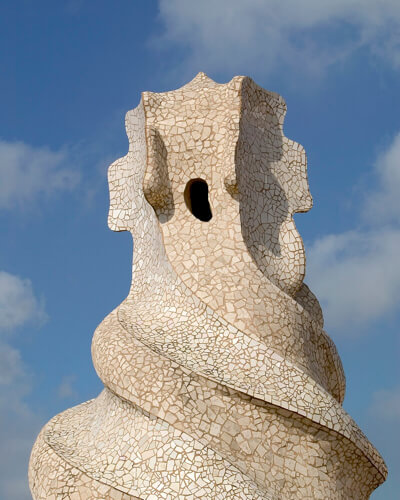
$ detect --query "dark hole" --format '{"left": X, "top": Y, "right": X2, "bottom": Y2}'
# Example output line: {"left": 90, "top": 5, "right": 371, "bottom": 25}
{"left": 184, "top": 178, "right": 212, "bottom": 222}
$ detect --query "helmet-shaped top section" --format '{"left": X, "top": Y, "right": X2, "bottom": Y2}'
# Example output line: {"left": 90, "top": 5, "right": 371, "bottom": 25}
{"left": 108, "top": 72, "right": 312, "bottom": 297}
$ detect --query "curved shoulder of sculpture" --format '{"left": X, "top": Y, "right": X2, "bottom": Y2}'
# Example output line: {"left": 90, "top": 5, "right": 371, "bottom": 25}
{"left": 90, "top": 305, "right": 387, "bottom": 482}
{"left": 295, "top": 282, "right": 346, "bottom": 402}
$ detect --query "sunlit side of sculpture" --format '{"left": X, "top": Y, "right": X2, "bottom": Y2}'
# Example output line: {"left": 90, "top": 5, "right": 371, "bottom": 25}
{"left": 29, "top": 73, "right": 387, "bottom": 499}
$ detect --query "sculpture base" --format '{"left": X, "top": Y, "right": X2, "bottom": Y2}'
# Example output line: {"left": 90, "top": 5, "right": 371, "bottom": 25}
{"left": 29, "top": 387, "right": 382, "bottom": 499}
{"left": 29, "top": 429, "right": 138, "bottom": 499}
{"left": 29, "top": 389, "right": 272, "bottom": 500}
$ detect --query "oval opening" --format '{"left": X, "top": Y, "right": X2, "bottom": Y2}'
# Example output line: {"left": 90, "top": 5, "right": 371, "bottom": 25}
{"left": 184, "top": 178, "right": 212, "bottom": 222}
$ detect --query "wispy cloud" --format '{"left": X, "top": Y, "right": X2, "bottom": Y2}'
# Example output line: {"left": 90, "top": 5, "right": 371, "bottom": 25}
{"left": 0, "top": 271, "right": 47, "bottom": 499}
{"left": 0, "top": 139, "right": 80, "bottom": 210}
{"left": 366, "top": 385, "right": 400, "bottom": 498}
{"left": 307, "top": 132, "right": 400, "bottom": 333}
{"left": 0, "top": 349, "right": 42, "bottom": 500}
{"left": 0, "top": 271, "right": 47, "bottom": 332}
{"left": 155, "top": 0, "right": 400, "bottom": 78}
{"left": 58, "top": 374, "right": 78, "bottom": 400}
{"left": 370, "top": 386, "right": 400, "bottom": 421}
{"left": 0, "top": 342, "right": 25, "bottom": 385}
{"left": 364, "top": 132, "right": 400, "bottom": 225}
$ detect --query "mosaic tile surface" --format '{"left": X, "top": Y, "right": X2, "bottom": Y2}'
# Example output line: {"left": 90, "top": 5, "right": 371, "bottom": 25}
{"left": 29, "top": 73, "right": 387, "bottom": 499}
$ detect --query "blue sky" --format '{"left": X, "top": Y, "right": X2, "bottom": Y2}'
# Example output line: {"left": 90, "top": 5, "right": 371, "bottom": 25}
{"left": 1, "top": 1, "right": 399, "bottom": 498}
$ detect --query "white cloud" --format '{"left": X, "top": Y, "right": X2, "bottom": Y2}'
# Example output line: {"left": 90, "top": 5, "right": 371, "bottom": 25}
{"left": 307, "top": 228, "right": 400, "bottom": 330}
{"left": 0, "top": 271, "right": 46, "bottom": 332}
{"left": 0, "top": 139, "right": 79, "bottom": 210}
{"left": 156, "top": 0, "right": 400, "bottom": 77}
{"left": 306, "top": 131, "right": 400, "bottom": 333}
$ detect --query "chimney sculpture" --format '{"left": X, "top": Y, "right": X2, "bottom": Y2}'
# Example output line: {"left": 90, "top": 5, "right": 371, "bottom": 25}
{"left": 29, "top": 74, "right": 387, "bottom": 499}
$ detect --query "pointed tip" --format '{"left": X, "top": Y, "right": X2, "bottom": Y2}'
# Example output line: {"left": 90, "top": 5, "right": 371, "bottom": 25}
{"left": 194, "top": 71, "right": 210, "bottom": 81}
{"left": 185, "top": 71, "right": 215, "bottom": 88}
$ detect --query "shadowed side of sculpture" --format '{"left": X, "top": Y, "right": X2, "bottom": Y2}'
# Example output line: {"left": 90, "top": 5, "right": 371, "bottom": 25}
{"left": 143, "top": 126, "right": 175, "bottom": 222}
{"left": 236, "top": 78, "right": 312, "bottom": 296}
